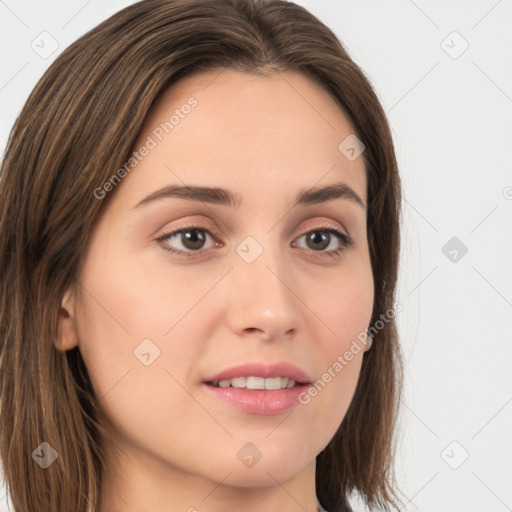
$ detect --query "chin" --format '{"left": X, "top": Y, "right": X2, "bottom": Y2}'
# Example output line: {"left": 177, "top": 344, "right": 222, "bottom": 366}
{"left": 206, "top": 441, "right": 315, "bottom": 488}
{"left": 219, "top": 461, "right": 307, "bottom": 488}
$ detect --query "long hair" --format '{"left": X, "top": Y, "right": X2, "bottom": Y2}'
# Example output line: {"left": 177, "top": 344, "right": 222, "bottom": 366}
{"left": 0, "top": 1, "right": 404, "bottom": 510}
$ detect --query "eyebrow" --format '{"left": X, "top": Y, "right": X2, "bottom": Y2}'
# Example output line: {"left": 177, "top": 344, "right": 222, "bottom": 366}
{"left": 134, "top": 181, "right": 366, "bottom": 210}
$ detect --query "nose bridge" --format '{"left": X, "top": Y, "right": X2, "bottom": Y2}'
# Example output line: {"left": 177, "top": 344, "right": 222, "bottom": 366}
{"left": 226, "top": 231, "right": 301, "bottom": 338}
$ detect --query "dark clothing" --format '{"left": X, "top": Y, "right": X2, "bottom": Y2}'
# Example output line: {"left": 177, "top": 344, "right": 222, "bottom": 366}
{"left": 317, "top": 497, "right": 353, "bottom": 512}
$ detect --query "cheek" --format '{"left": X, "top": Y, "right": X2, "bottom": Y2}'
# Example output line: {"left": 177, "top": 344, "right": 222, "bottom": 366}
{"left": 311, "top": 254, "right": 374, "bottom": 350}
{"left": 74, "top": 252, "right": 209, "bottom": 461}
{"left": 74, "top": 240, "right": 218, "bottom": 400}
{"left": 291, "top": 256, "right": 373, "bottom": 439}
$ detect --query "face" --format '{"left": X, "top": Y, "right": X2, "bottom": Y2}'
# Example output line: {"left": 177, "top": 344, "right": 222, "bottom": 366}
{"left": 59, "top": 68, "right": 373, "bottom": 498}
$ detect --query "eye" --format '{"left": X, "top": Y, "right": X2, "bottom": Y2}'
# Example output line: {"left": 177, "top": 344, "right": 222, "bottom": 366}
{"left": 293, "top": 227, "right": 354, "bottom": 258}
{"left": 156, "top": 223, "right": 354, "bottom": 259}
{"left": 157, "top": 224, "right": 218, "bottom": 258}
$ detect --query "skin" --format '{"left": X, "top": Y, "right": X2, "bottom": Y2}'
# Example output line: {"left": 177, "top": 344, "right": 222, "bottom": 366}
{"left": 56, "top": 68, "right": 374, "bottom": 512}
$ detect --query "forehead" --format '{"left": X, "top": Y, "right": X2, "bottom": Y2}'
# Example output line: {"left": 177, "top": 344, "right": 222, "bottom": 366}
{"left": 118, "top": 68, "right": 367, "bottom": 209}
{"left": 143, "top": 68, "right": 356, "bottom": 147}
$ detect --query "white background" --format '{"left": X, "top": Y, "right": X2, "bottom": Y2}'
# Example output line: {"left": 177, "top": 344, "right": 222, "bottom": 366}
{"left": 1, "top": 1, "right": 511, "bottom": 511}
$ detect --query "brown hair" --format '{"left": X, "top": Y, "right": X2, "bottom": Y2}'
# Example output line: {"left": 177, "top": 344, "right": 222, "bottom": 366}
{"left": 0, "top": 1, "right": 404, "bottom": 510}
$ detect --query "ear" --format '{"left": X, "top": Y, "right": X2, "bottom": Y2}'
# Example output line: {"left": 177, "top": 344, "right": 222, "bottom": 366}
{"left": 363, "top": 334, "right": 373, "bottom": 352}
{"left": 55, "top": 286, "right": 80, "bottom": 352}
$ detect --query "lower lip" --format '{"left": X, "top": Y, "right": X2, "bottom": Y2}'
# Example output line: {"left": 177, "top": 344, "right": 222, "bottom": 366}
{"left": 202, "top": 383, "right": 309, "bottom": 415}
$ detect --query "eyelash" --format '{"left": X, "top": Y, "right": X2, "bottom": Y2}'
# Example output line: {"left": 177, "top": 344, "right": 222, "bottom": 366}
{"left": 156, "top": 223, "right": 354, "bottom": 260}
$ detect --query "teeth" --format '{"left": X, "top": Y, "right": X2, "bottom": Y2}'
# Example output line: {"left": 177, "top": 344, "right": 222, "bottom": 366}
{"left": 231, "top": 377, "right": 246, "bottom": 387}
{"left": 265, "top": 377, "right": 285, "bottom": 390}
{"left": 246, "top": 376, "right": 265, "bottom": 389}
{"left": 213, "top": 377, "right": 297, "bottom": 390}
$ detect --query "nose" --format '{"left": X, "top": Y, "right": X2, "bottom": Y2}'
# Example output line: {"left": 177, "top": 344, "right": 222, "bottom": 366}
{"left": 225, "top": 238, "right": 303, "bottom": 342}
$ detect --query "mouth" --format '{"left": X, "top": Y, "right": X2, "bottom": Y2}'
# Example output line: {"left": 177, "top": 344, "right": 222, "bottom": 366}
{"left": 205, "top": 376, "right": 308, "bottom": 390}
{"left": 201, "top": 362, "right": 313, "bottom": 415}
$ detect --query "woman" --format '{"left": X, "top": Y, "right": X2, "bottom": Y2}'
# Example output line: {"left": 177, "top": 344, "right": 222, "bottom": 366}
{"left": 0, "top": 1, "right": 404, "bottom": 511}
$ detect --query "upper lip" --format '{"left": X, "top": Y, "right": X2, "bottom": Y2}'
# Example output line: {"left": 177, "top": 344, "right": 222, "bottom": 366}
{"left": 203, "top": 362, "right": 312, "bottom": 384}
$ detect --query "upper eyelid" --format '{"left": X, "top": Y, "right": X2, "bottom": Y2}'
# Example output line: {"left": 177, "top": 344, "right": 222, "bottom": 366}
{"left": 157, "top": 222, "right": 221, "bottom": 241}
{"left": 157, "top": 220, "right": 349, "bottom": 240}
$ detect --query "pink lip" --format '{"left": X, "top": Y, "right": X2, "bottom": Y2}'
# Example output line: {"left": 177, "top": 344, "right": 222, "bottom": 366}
{"left": 203, "top": 362, "right": 312, "bottom": 385}
{"left": 202, "top": 362, "right": 313, "bottom": 416}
